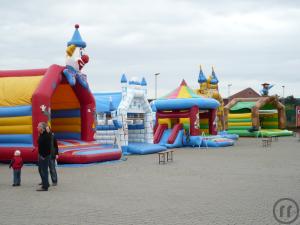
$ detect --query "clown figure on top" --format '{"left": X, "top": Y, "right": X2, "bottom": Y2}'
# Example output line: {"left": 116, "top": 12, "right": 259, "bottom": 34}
{"left": 63, "top": 24, "right": 90, "bottom": 89}
{"left": 260, "top": 83, "right": 274, "bottom": 96}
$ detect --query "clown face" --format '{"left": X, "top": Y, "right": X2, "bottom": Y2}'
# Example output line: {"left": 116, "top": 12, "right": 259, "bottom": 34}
{"left": 65, "top": 45, "right": 89, "bottom": 72}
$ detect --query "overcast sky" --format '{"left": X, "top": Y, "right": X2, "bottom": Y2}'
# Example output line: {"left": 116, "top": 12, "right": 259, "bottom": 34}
{"left": 0, "top": 0, "right": 299, "bottom": 98}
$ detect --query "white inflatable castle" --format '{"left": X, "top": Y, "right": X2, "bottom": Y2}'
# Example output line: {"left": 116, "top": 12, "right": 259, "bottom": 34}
{"left": 94, "top": 74, "right": 166, "bottom": 154}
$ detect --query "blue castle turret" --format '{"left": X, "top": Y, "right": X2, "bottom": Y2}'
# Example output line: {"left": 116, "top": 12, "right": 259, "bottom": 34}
{"left": 210, "top": 66, "right": 219, "bottom": 85}
{"left": 198, "top": 65, "right": 207, "bottom": 83}
{"left": 141, "top": 77, "right": 147, "bottom": 86}
{"left": 121, "top": 74, "right": 127, "bottom": 83}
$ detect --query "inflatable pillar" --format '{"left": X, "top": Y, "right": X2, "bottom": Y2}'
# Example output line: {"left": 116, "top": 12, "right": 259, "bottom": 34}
{"left": 208, "top": 109, "right": 217, "bottom": 135}
{"left": 190, "top": 106, "right": 200, "bottom": 136}
{"left": 32, "top": 65, "right": 63, "bottom": 152}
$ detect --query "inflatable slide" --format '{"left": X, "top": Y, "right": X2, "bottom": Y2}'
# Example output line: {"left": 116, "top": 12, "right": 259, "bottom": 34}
{"left": 154, "top": 123, "right": 184, "bottom": 148}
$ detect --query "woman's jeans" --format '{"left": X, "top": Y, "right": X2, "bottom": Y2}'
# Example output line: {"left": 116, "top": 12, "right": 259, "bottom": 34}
{"left": 38, "top": 155, "right": 50, "bottom": 189}
{"left": 49, "top": 158, "right": 58, "bottom": 184}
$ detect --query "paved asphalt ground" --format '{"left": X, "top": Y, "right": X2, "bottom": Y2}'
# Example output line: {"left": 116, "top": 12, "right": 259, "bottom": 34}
{"left": 0, "top": 137, "right": 299, "bottom": 225}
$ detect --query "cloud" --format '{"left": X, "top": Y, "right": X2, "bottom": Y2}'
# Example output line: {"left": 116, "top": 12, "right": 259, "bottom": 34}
{"left": 0, "top": 0, "right": 299, "bottom": 98}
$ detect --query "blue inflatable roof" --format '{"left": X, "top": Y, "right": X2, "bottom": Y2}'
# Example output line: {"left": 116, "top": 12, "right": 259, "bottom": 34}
{"left": 153, "top": 79, "right": 220, "bottom": 111}
{"left": 94, "top": 92, "right": 122, "bottom": 113}
{"left": 153, "top": 98, "right": 220, "bottom": 111}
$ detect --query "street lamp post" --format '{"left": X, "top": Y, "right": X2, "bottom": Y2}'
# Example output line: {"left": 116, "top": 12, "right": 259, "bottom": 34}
{"left": 227, "top": 84, "right": 232, "bottom": 101}
{"left": 282, "top": 85, "right": 285, "bottom": 104}
{"left": 154, "top": 73, "right": 160, "bottom": 99}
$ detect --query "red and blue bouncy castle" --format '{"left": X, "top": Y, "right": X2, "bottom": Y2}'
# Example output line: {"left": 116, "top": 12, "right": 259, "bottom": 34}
{"left": 0, "top": 25, "right": 121, "bottom": 163}
{"left": 0, "top": 65, "right": 121, "bottom": 163}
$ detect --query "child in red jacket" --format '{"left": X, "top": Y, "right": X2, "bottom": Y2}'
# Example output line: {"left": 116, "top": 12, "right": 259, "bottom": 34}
{"left": 9, "top": 150, "right": 23, "bottom": 186}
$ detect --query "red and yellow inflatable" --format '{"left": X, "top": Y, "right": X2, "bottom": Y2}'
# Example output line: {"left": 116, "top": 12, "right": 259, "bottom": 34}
{"left": 0, "top": 65, "right": 121, "bottom": 163}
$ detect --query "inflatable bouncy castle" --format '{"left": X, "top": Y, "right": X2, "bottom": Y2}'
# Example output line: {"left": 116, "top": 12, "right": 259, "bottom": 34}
{"left": 0, "top": 25, "right": 121, "bottom": 163}
{"left": 195, "top": 66, "right": 225, "bottom": 131}
{"left": 94, "top": 75, "right": 166, "bottom": 155}
{"left": 224, "top": 96, "right": 293, "bottom": 137}
{"left": 152, "top": 80, "right": 236, "bottom": 148}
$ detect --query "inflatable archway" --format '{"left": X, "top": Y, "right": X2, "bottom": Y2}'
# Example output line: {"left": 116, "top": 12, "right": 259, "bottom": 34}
{"left": 224, "top": 96, "right": 292, "bottom": 137}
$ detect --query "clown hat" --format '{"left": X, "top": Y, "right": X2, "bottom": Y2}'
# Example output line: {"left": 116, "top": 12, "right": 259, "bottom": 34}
{"left": 261, "top": 82, "right": 270, "bottom": 86}
{"left": 67, "top": 24, "right": 86, "bottom": 48}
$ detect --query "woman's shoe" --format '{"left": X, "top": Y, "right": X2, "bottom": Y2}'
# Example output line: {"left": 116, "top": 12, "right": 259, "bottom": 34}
{"left": 36, "top": 188, "right": 48, "bottom": 191}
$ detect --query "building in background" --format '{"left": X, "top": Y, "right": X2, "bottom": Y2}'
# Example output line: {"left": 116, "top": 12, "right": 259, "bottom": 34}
{"left": 224, "top": 87, "right": 260, "bottom": 105}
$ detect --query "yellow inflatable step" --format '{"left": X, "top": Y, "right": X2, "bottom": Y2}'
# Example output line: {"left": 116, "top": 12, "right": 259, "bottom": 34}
{"left": 158, "top": 118, "right": 171, "bottom": 128}
{"left": 228, "top": 113, "right": 252, "bottom": 119}
{"left": 200, "top": 119, "right": 209, "bottom": 125}
{"left": 261, "top": 121, "right": 278, "bottom": 126}
{"left": 0, "top": 125, "right": 32, "bottom": 134}
{"left": 0, "top": 116, "right": 32, "bottom": 126}
{"left": 228, "top": 122, "right": 252, "bottom": 127}
{"left": 52, "top": 125, "right": 81, "bottom": 133}
{"left": 179, "top": 118, "right": 190, "bottom": 124}
{"left": 200, "top": 129, "right": 209, "bottom": 133}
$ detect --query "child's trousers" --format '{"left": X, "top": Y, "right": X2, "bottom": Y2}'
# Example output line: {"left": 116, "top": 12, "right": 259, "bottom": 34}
{"left": 13, "top": 170, "right": 21, "bottom": 185}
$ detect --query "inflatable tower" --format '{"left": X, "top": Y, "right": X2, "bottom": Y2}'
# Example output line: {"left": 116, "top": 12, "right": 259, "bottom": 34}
{"left": 196, "top": 66, "right": 225, "bottom": 131}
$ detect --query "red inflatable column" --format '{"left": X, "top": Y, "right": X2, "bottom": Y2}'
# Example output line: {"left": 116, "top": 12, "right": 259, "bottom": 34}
{"left": 208, "top": 109, "right": 217, "bottom": 135}
{"left": 72, "top": 80, "right": 96, "bottom": 141}
{"left": 189, "top": 106, "right": 200, "bottom": 136}
{"left": 154, "top": 111, "right": 160, "bottom": 133}
{"left": 81, "top": 104, "right": 95, "bottom": 141}
{"left": 32, "top": 65, "right": 63, "bottom": 152}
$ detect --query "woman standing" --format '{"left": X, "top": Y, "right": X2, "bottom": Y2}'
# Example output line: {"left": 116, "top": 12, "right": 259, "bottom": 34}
{"left": 36, "top": 122, "right": 51, "bottom": 191}
{"left": 46, "top": 126, "right": 59, "bottom": 186}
